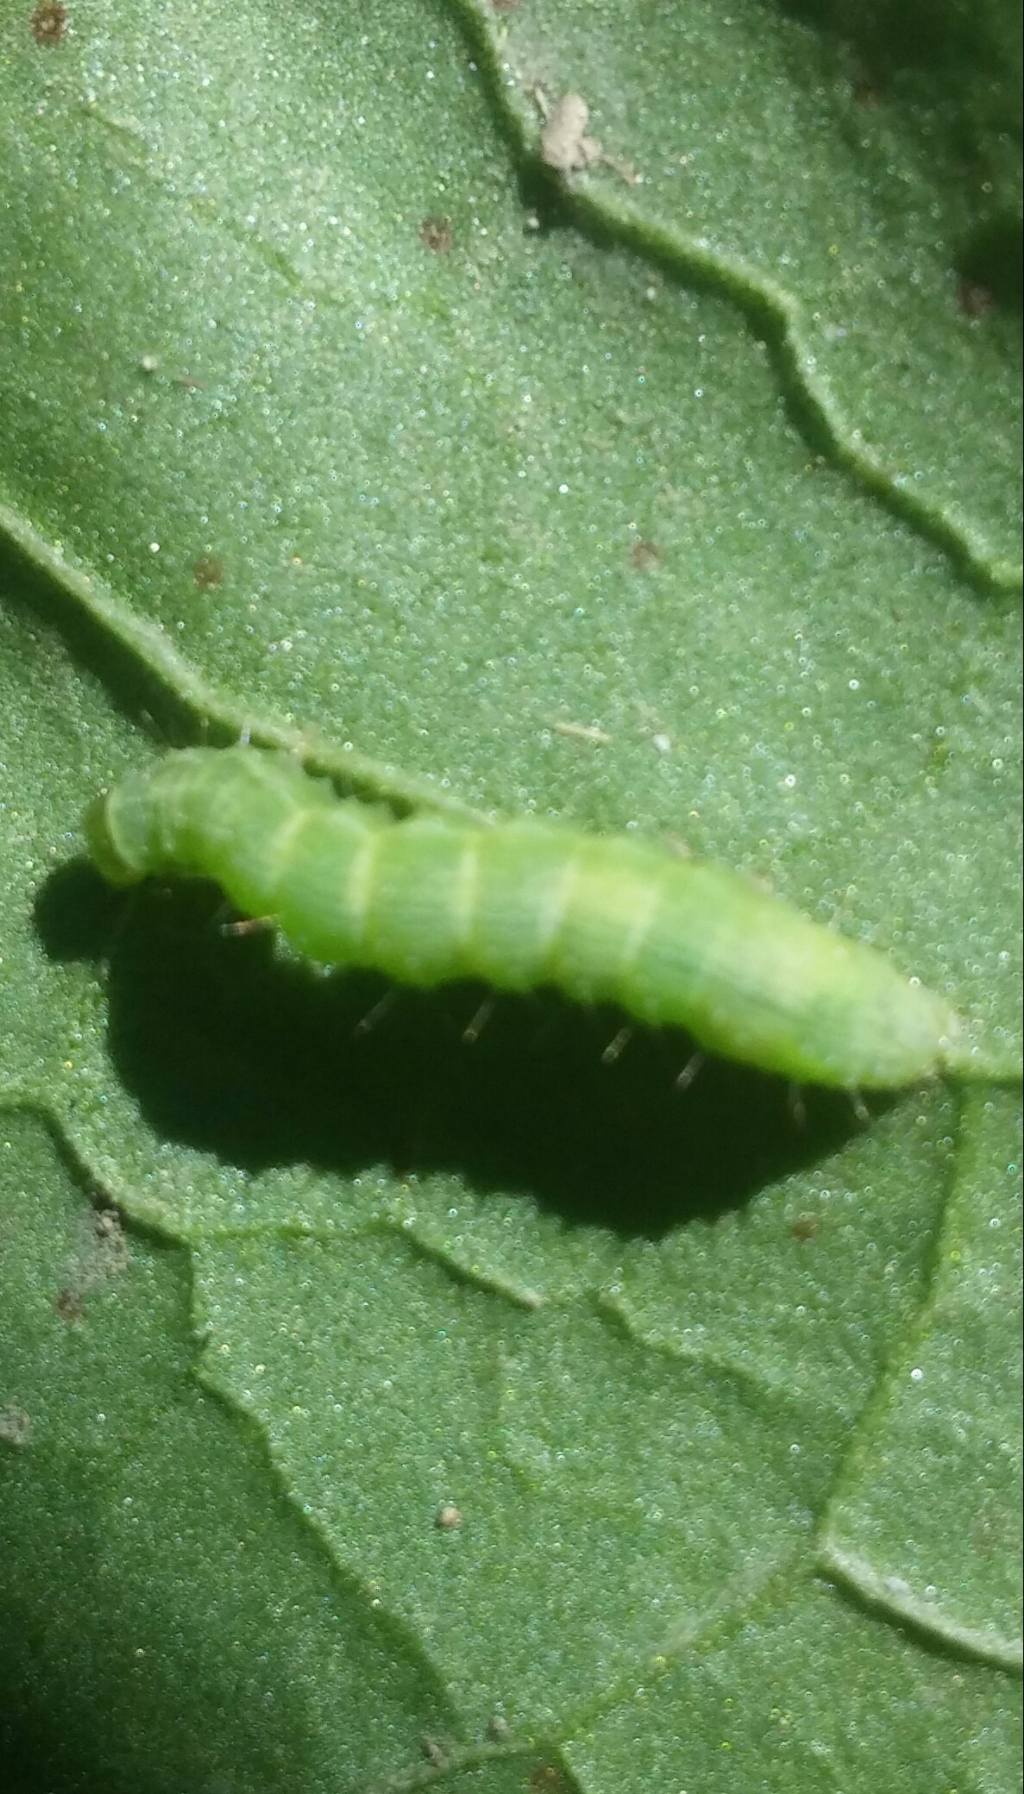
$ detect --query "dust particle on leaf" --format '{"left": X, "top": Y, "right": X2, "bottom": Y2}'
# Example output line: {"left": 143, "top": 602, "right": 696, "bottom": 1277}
{"left": 490, "top": 0, "right": 520, "bottom": 12}
{"left": 93, "top": 1207, "right": 129, "bottom": 1273}
{"left": 957, "top": 278, "right": 995, "bottom": 319}
{"left": 551, "top": 719, "right": 612, "bottom": 746}
{"left": 193, "top": 554, "right": 225, "bottom": 590}
{"left": 0, "top": 1405, "right": 32, "bottom": 1447}
{"left": 420, "top": 216, "right": 454, "bottom": 254}
{"left": 539, "top": 93, "right": 602, "bottom": 174}
{"left": 435, "top": 1502, "right": 463, "bottom": 1530}
{"left": 55, "top": 1206, "right": 129, "bottom": 1319}
{"left": 31, "top": 2, "right": 67, "bottom": 44}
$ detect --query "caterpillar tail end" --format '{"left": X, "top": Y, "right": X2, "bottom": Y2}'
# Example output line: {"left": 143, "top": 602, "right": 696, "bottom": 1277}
{"left": 84, "top": 792, "right": 144, "bottom": 887}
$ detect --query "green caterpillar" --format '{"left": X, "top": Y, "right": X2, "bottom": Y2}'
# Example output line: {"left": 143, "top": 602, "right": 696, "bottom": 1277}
{"left": 84, "top": 746, "right": 1012, "bottom": 1091}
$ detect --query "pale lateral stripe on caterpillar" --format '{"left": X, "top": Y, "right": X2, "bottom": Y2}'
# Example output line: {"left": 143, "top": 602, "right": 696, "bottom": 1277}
{"left": 84, "top": 746, "right": 1015, "bottom": 1091}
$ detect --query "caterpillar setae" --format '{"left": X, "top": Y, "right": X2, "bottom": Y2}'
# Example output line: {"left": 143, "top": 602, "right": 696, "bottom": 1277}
{"left": 84, "top": 745, "right": 1014, "bottom": 1091}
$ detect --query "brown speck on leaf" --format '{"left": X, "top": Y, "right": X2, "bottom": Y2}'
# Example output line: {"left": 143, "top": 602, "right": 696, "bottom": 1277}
{"left": 420, "top": 1736, "right": 448, "bottom": 1768}
{"left": 420, "top": 215, "right": 454, "bottom": 254}
{"left": 957, "top": 278, "right": 994, "bottom": 318}
{"left": 31, "top": 2, "right": 67, "bottom": 45}
{"left": 491, "top": 0, "right": 520, "bottom": 12}
{"left": 852, "top": 79, "right": 880, "bottom": 107}
{"left": 790, "top": 1215, "right": 819, "bottom": 1242}
{"left": 435, "top": 1502, "right": 463, "bottom": 1530}
{"left": 531, "top": 1768, "right": 571, "bottom": 1793}
{"left": 193, "top": 554, "right": 224, "bottom": 590}
{"left": 630, "top": 539, "right": 661, "bottom": 571}
{"left": 55, "top": 1286, "right": 85, "bottom": 1323}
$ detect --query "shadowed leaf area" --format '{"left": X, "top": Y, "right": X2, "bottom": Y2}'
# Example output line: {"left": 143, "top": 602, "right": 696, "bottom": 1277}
{"left": 37, "top": 862, "right": 867, "bottom": 1233}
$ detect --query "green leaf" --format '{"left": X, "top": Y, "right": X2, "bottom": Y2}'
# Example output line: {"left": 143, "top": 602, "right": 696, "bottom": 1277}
{"left": 821, "top": 1087, "right": 1023, "bottom": 1670}
{"left": 0, "top": 1110, "right": 456, "bottom": 1791}
{"left": 1, "top": 2, "right": 1020, "bottom": 1790}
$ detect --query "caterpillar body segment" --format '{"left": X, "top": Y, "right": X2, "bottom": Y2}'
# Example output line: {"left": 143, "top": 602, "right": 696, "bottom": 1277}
{"left": 86, "top": 746, "right": 986, "bottom": 1091}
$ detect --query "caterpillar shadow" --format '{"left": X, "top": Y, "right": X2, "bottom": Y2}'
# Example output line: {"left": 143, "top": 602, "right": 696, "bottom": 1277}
{"left": 38, "top": 864, "right": 875, "bottom": 1240}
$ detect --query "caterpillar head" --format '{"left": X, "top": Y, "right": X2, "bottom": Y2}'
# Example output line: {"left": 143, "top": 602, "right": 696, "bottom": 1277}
{"left": 84, "top": 777, "right": 154, "bottom": 886}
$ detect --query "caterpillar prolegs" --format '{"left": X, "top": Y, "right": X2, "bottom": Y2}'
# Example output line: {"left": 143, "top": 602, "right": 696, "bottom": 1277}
{"left": 85, "top": 746, "right": 1008, "bottom": 1091}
